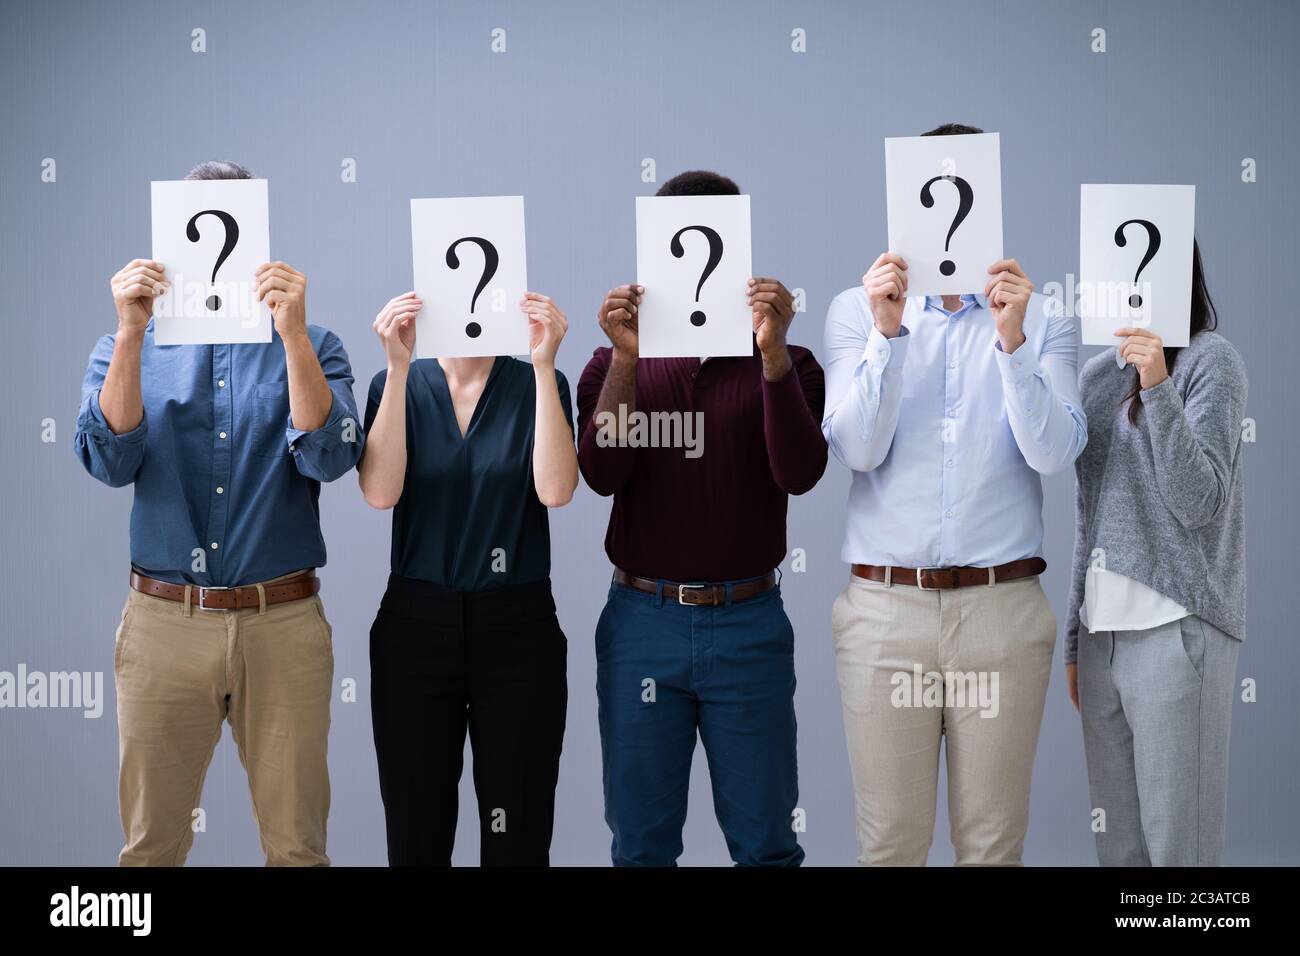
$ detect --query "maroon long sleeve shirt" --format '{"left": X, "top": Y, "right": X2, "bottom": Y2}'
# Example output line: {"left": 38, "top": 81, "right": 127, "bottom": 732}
{"left": 576, "top": 338, "right": 828, "bottom": 582}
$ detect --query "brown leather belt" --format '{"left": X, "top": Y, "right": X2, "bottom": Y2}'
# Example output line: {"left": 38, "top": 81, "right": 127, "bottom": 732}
{"left": 851, "top": 557, "right": 1046, "bottom": 590}
{"left": 613, "top": 568, "right": 777, "bottom": 606}
{"left": 130, "top": 570, "right": 320, "bottom": 610}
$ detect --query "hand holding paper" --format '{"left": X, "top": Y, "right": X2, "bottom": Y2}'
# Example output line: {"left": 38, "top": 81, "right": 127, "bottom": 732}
{"left": 862, "top": 253, "right": 909, "bottom": 337}
{"left": 524, "top": 293, "right": 568, "bottom": 369}
{"left": 597, "top": 284, "right": 643, "bottom": 362}
{"left": 373, "top": 292, "right": 421, "bottom": 369}
{"left": 111, "top": 259, "right": 169, "bottom": 334}
{"left": 1114, "top": 326, "right": 1169, "bottom": 389}
{"left": 984, "top": 258, "right": 1034, "bottom": 353}
{"left": 256, "top": 261, "right": 308, "bottom": 340}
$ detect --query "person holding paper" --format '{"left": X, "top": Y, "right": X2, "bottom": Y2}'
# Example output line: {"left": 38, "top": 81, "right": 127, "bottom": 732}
{"left": 577, "top": 170, "right": 828, "bottom": 867}
{"left": 822, "top": 124, "right": 1088, "bottom": 866}
{"left": 73, "top": 160, "right": 361, "bottom": 867}
{"left": 358, "top": 289, "right": 578, "bottom": 867}
{"left": 1065, "top": 241, "right": 1246, "bottom": 866}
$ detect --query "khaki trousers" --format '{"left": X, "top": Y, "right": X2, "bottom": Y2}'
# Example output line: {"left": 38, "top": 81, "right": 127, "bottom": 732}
{"left": 113, "top": 576, "right": 334, "bottom": 866}
{"left": 830, "top": 573, "right": 1056, "bottom": 866}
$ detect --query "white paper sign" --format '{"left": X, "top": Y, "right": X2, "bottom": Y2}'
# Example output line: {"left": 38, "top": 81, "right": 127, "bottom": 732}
{"left": 1079, "top": 184, "right": 1195, "bottom": 347}
{"left": 151, "top": 179, "right": 271, "bottom": 344}
{"left": 411, "top": 196, "right": 528, "bottom": 358}
{"left": 635, "top": 195, "right": 753, "bottom": 358}
{"left": 885, "top": 132, "right": 1003, "bottom": 296}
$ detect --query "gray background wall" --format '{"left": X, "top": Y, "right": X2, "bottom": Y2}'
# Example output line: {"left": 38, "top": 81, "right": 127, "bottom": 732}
{"left": 2, "top": 0, "right": 1296, "bottom": 866}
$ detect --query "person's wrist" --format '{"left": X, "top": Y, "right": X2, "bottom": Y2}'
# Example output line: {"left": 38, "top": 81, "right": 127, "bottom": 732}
{"left": 611, "top": 346, "right": 637, "bottom": 370}
{"left": 386, "top": 355, "right": 412, "bottom": 376}
{"left": 874, "top": 317, "right": 902, "bottom": 339}
{"left": 279, "top": 323, "right": 311, "bottom": 344}
{"left": 532, "top": 355, "right": 556, "bottom": 373}
{"left": 115, "top": 320, "right": 146, "bottom": 343}
{"left": 761, "top": 345, "right": 793, "bottom": 382}
{"left": 998, "top": 325, "right": 1026, "bottom": 354}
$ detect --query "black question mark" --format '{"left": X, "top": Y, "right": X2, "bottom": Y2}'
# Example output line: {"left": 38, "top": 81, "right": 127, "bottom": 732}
{"left": 444, "top": 236, "right": 500, "bottom": 338}
{"left": 670, "top": 225, "right": 724, "bottom": 327}
{"left": 919, "top": 175, "right": 973, "bottom": 277}
{"left": 1113, "top": 219, "right": 1161, "bottom": 309}
{"left": 185, "top": 210, "right": 239, "bottom": 312}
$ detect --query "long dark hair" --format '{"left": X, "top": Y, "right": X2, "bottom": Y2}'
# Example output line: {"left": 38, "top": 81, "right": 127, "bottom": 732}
{"left": 1123, "top": 238, "right": 1218, "bottom": 424}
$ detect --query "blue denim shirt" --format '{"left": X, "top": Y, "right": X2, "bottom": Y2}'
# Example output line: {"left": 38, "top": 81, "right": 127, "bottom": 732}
{"left": 74, "top": 320, "right": 362, "bottom": 586}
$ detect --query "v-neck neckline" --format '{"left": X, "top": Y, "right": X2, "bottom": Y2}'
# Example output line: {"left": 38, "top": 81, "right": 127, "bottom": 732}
{"left": 421, "top": 356, "right": 505, "bottom": 442}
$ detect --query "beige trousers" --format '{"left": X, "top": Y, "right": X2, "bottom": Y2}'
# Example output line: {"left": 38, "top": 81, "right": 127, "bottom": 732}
{"left": 113, "top": 577, "right": 334, "bottom": 866}
{"left": 830, "top": 573, "right": 1056, "bottom": 866}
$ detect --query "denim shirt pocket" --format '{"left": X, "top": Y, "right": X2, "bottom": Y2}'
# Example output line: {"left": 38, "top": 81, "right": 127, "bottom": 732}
{"left": 250, "top": 381, "right": 292, "bottom": 459}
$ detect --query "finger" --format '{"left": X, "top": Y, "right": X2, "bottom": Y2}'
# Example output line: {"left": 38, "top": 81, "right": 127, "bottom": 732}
{"left": 748, "top": 284, "right": 794, "bottom": 312}
{"left": 872, "top": 264, "right": 908, "bottom": 288}
{"left": 873, "top": 252, "right": 908, "bottom": 271}
{"left": 1113, "top": 327, "right": 1161, "bottom": 343}
{"left": 119, "top": 264, "right": 169, "bottom": 285}
{"left": 985, "top": 272, "right": 1028, "bottom": 298}
{"left": 257, "top": 261, "right": 302, "bottom": 279}
{"left": 115, "top": 279, "right": 169, "bottom": 298}
{"left": 256, "top": 266, "right": 302, "bottom": 286}
{"left": 604, "top": 296, "right": 637, "bottom": 315}
{"left": 117, "top": 281, "right": 164, "bottom": 299}
{"left": 987, "top": 258, "right": 1027, "bottom": 279}
{"left": 748, "top": 294, "right": 793, "bottom": 319}
{"left": 748, "top": 278, "right": 792, "bottom": 296}
{"left": 868, "top": 276, "right": 904, "bottom": 301}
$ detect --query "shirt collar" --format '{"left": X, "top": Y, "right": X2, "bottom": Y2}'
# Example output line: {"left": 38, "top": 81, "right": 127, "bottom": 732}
{"left": 922, "top": 293, "right": 989, "bottom": 314}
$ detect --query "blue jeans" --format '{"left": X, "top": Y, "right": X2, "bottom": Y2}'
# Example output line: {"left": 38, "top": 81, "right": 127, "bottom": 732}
{"left": 595, "top": 576, "right": 803, "bottom": 867}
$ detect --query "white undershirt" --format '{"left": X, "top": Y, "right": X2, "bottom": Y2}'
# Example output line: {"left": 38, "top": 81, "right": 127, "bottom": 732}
{"left": 1081, "top": 567, "right": 1189, "bottom": 633}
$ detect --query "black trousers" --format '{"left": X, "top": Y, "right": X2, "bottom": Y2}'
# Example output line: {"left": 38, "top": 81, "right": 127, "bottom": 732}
{"left": 370, "top": 573, "right": 568, "bottom": 866}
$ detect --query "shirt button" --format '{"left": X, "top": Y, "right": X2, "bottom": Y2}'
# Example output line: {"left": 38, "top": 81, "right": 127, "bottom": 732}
{"left": 946, "top": 408, "right": 955, "bottom": 417}
{"left": 217, "top": 379, "right": 226, "bottom": 388}
{"left": 945, "top": 510, "right": 953, "bottom": 519}
{"left": 219, "top": 432, "right": 227, "bottom": 439}
{"left": 1013, "top": 361, "right": 1022, "bottom": 369}
{"left": 210, "top": 542, "right": 219, "bottom": 550}
{"left": 289, "top": 443, "right": 296, "bottom": 452}
{"left": 216, "top": 486, "right": 224, "bottom": 495}
{"left": 946, "top": 459, "right": 954, "bottom": 467}
{"left": 948, "top": 361, "right": 957, "bottom": 369}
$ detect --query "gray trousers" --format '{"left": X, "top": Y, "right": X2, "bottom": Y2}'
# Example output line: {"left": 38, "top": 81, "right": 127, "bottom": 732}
{"left": 1078, "top": 615, "right": 1240, "bottom": 866}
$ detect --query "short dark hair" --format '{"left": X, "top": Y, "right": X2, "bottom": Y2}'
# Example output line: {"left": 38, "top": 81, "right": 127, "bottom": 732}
{"left": 656, "top": 169, "right": 741, "bottom": 197}
{"left": 921, "top": 123, "right": 984, "bottom": 137}
{"left": 184, "top": 160, "right": 253, "bottom": 181}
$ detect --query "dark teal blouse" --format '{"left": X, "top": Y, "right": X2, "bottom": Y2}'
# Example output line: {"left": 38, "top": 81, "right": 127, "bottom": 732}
{"left": 364, "top": 357, "right": 573, "bottom": 591}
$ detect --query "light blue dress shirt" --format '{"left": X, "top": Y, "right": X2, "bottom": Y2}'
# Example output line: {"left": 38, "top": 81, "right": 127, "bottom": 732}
{"left": 74, "top": 320, "right": 362, "bottom": 587}
{"left": 822, "top": 290, "right": 1087, "bottom": 568}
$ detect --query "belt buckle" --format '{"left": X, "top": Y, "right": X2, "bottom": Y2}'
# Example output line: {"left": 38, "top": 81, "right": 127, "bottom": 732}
{"left": 197, "top": 585, "right": 231, "bottom": 611}
{"left": 915, "top": 567, "right": 945, "bottom": 591}
{"left": 677, "top": 583, "right": 705, "bottom": 606}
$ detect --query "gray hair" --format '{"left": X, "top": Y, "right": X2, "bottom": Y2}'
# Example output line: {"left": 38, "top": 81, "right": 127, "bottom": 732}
{"left": 183, "top": 160, "right": 253, "bottom": 181}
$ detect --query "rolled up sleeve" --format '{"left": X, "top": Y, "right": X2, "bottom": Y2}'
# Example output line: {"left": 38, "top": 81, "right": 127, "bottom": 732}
{"left": 288, "top": 330, "right": 363, "bottom": 482}
{"left": 73, "top": 334, "right": 147, "bottom": 488}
